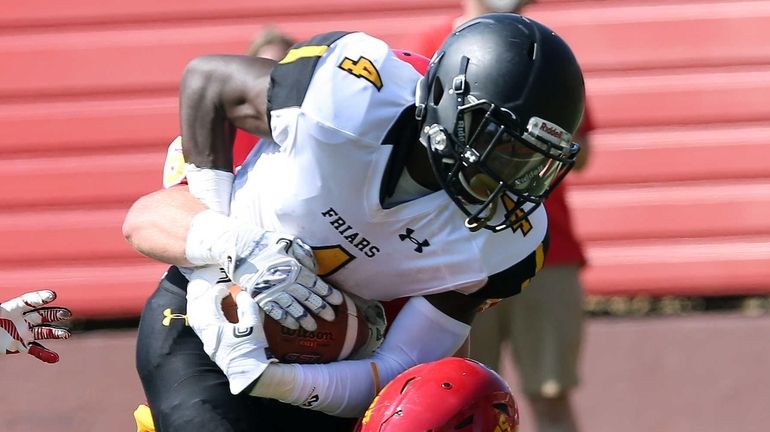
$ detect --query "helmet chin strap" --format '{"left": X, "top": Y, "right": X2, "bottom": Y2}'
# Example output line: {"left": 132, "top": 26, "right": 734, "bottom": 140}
{"left": 460, "top": 172, "right": 500, "bottom": 231}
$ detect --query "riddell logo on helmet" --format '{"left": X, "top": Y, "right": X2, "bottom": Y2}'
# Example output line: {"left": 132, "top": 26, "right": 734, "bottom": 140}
{"left": 539, "top": 122, "right": 564, "bottom": 140}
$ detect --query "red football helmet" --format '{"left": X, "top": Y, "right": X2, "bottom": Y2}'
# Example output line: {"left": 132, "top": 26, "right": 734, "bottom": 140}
{"left": 356, "top": 357, "right": 519, "bottom": 432}
{"left": 391, "top": 49, "right": 430, "bottom": 76}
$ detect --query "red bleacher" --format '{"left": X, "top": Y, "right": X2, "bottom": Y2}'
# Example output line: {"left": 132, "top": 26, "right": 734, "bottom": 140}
{"left": 2, "top": 0, "right": 768, "bottom": 318}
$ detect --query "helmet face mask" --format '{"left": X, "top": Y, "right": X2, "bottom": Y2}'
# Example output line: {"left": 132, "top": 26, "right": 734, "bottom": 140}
{"left": 425, "top": 97, "right": 580, "bottom": 232}
{"left": 417, "top": 13, "right": 585, "bottom": 233}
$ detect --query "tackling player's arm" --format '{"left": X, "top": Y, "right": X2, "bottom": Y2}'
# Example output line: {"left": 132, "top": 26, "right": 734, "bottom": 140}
{"left": 178, "top": 55, "right": 275, "bottom": 215}
{"left": 179, "top": 55, "right": 274, "bottom": 171}
{"left": 123, "top": 185, "right": 204, "bottom": 267}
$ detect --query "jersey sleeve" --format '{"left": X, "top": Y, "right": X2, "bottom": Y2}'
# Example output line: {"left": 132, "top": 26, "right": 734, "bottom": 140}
{"left": 268, "top": 31, "right": 421, "bottom": 147}
{"left": 267, "top": 31, "right": 350, "bottom": 116}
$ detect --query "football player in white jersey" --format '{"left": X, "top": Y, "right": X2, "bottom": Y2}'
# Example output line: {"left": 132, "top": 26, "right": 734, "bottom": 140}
{"left": 123, "top": 13, "right": 584, "bottom": 431}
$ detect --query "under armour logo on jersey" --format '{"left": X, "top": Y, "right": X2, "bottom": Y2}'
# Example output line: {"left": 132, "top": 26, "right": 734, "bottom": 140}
{"left": 161, "top": 308, "right": 188, "bottom": 327}
{"left": 217, "top": 267, "right": 231, "bottom": 284}
{"left": 399, "top": 228, "right": 430, "bottom": 253}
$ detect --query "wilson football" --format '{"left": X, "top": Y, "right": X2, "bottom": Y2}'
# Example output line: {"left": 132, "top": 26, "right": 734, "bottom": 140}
{"left": 222, "top": 286, "right": 370, "bottom": 364}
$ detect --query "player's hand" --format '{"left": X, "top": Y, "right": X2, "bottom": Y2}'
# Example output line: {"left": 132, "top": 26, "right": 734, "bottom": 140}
{"left": 228, "top": 234, "right": 344, "bottom": 332}
{"left": 0, "top": 290, "right": 71, "bottom": 363}
{"left": 186, "top": 266, "right": 275, "bottom": 394}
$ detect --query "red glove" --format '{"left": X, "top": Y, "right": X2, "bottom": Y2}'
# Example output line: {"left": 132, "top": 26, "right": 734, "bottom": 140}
{"left": 0, "top": 290, "right": 71, "bottom": 363}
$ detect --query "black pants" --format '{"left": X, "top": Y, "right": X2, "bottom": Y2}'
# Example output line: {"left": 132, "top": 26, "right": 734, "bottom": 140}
{"left": 136, "top": 266, "right": 358, "bottom": 432}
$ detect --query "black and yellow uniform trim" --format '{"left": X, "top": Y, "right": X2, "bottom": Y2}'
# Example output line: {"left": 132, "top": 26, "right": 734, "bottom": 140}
{"left": 135, "top": 266, "right": 359, "bottom": 432}
{"left": 267, "top": 31, "right": 350, "bottom": 119}
{"left": 470, "top": 233, "right": 550, "bottom": 299}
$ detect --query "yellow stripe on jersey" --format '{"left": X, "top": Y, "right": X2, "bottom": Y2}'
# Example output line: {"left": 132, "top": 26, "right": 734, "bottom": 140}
{"left": 534, "top": 242, "right": 546, "bottom": 272}
{"left": 521, "top": 242, "right": 546, "bottom": 290}
{"left": 278, "top": 45, "right": 329, "bottom": 64}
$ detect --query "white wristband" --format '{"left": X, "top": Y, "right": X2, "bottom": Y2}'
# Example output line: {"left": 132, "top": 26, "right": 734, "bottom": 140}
{"left": 185, "top": 209, "right": 263, "bottom": 267}
{"left": 185, "top": 163, "right": 234, "bottom": 215}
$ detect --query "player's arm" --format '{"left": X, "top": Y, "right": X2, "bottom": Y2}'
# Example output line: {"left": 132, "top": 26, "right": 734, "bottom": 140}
{"left": 249, "top": 246, "right": 544, "bottom": 415}
{"left": 177, "top": 55, "right": 274, "bottom": 215}
{"left": 192, "top": 252, "right": 531, "bottom": 417}
{"left": 122, "top": 185, "right": 205, "bottom": 267}
{"left": 245, "top": 289, "right": 504, "bottom": 418}
{"left": 233, "top": 294, "right": 470, "bottom": 417}
{"left": 179, "top": 54, "right": 274, "bottom": 171}
{"left": 246, "top": 287, "right": 511, "bottom": 417}
{"left": 124, "top": 189, "right": 343, "bottom": 331}
{"left": 188, "top": 286, "right": 495, "bottom": 418}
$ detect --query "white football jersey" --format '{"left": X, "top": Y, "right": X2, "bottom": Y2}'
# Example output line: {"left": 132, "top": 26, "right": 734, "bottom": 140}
{"left": 230, "top": 32, "right": 548, "bottom": 301}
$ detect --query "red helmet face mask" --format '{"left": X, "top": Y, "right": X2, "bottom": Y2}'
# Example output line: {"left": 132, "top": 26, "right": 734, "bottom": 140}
{"left": 356, "top": 358, "right": 519, "bottom": 432}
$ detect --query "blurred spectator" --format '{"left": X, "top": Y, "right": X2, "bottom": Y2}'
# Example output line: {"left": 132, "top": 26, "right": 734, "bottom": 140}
{"left": 414, "top": 2, "right": 589, "bottom": 432}
{"left": 414, "top": 0, "right": 537, "bottom": 55}
{"left": 246, "top": 26, "right": 296, "bottom": 61}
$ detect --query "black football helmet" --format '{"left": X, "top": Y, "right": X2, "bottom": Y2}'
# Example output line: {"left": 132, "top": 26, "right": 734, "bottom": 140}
{"left": 416, "top": 13, "right": 585, "bottom": 232}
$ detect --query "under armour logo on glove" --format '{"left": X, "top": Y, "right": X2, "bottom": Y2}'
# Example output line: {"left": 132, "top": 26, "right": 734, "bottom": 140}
{"left": 399, "top": 228, "right": 430, "bottom": 253}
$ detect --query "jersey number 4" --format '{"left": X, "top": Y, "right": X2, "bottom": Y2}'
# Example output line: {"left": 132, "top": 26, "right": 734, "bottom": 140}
{"left": 338, "top": 56, "right": 383, "bottom": 91}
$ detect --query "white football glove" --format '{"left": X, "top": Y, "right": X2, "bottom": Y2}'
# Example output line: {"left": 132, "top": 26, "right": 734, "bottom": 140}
{"left": 186, "top": 266, "right": 275, "bottom": 394}
{"left": 1, "top": 290, "right": 71, "bottom": 363}
{"left": 227, "top": 234, "right": 343, "bottom": 332}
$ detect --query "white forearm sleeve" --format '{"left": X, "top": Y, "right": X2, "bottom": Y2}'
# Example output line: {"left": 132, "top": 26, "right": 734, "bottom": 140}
{"left": 250, "top": 296, "right": 470, "bottom": 417}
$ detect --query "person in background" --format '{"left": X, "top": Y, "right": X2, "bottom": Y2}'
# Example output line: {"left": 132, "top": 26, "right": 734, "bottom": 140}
{"left": 246, "top": 26, "right": 296, "bottom": 61}
{"left": 415, "top": 2, "right": 589, "bottom": 432}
